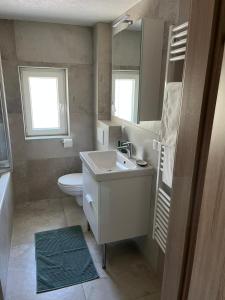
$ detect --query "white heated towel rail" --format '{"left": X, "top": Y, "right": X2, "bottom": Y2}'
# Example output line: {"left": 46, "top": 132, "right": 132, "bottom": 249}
{"left": 164, "top": 21, "right": 189, "bottom": 88}
{"left": 170, "top": 22, "right": 188, "bottom": 62}
{"left": 153, "top": 21, "right": 189, "bottom": 253}
{"left": 153, "top": 144, "right": 171, "bottom": 253}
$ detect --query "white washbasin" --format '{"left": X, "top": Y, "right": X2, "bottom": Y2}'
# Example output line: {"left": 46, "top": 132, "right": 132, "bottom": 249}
{"left": 87, "top": 150, "right": 136, "bottom": 171}
{"left": 80, "top": 150, "right": 153, "bottom": 181}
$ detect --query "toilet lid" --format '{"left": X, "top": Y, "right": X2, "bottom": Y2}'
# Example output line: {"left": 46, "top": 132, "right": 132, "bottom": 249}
{"left": 58, "top": 173, "right": 83, "bottom": 187}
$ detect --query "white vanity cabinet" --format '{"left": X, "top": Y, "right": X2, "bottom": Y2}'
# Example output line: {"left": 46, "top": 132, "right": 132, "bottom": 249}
{"left": 82, "top": 164, "right": 152, "bottom": 245}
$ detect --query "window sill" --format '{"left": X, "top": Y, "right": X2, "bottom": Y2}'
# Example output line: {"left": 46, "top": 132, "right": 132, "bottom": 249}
{"left": 25, "top": 135, "right": 71, "bottom": 141}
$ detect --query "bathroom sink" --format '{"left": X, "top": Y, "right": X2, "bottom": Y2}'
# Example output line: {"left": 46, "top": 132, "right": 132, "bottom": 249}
{"left": 80, "top": 150, "right": 153, "bottom": 181}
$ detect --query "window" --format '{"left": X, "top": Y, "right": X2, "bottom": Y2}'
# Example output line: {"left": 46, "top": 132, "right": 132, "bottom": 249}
{"left": 112, "top": 70, "right": 139, "bottom": 123}
{"left": 19, "top": 67, "right": 69, "bottom": 139}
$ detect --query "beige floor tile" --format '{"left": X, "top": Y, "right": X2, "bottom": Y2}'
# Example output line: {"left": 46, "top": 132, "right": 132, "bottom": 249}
{"left": 85, "top": 231, "right": 102, "bottom": 263}
{"left": 107, "top": 241, "right": 147, "bottom": 274}
{"left": 84, "top": 232, "right": 109, "bottom": 279}
{"left": 111, "top": 269, "right": 160, "bottom": 300}
{"left": 14, "top": 198, "right": 64, "bottom": 217}
{"left": 102, "top": 242, "right": 160, "bottom": 300}
{"left": 61, "top": 197, "right": 88, "bottom": 231}
{"left": 6, "top": 243, "right": 86, "bottom": 300}
{"left": 6, "top": 281, "right": 85, "bottom": 300}
{"left": 85, "top": 237, "right": 160, "bottom": 299}
{"left": 83, "top": 278, "right": 126, "bottom": 300}
{"left": 137, "top": 292, "right": 161, "bottom": 300}
{"left": 8, "top": 243, "right": 35, "bottom": 272}
{"left": 93, "top": 260, "right": 109, "bottom": 279}
{"left": 11, "top": 199, "right": 67, "bottom": 246}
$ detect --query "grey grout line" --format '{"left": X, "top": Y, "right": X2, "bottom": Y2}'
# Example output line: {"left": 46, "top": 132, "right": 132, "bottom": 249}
{"left": 60, "top": 197, "right": 68, "bottom": 227}
{"left": 81, "top": 283, "right": 87, "bottom": 300}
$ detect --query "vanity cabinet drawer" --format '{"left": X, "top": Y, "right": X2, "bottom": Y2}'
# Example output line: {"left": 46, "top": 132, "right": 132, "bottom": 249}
{"left": 83, "top": 192, "right": 99, "bottom": 241}
{"left": 82, "top": 165, "right": 100, "bottom": 242}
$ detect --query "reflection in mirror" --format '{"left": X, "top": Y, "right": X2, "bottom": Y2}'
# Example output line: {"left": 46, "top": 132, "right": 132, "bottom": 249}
{"left": 112, "top": 18, "right": 164, "bottom": 124}
{"left": 112, "top": 70, "right": 139, "bottom": 123}
{"left": 112, "top": 19, "right": 142, "bottom": 123}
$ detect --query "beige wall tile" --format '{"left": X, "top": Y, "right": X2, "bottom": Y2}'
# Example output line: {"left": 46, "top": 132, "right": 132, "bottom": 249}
{"left": 12, "top": 160, "right": 29, "bottom": 204}
{"left": 97, "top": 62, "right": 112, "bottom": 119}
{"left": 70, "top": 112, "right": 94, "bottom": 153}
{"left": 8, "top": 113, "right": 27, "bottom": 162}
{"left": 94, "top": 23, "right": 112, "bottom": 64}
{"left": 24, "top": 113, "right": 94, "bottom": 160}
{"left": 14, "top": 21, "right": 93, "bottom": 64}
{"left": 26, "top": 156, "right": 81, "bottom": 201}
{"left": 1, "top": 60, "right": 21, "bottom": 113}
{"left": 68, "top": 64, "right": 94, "bottom": 114}
{"left": 12, "top": 156, "right": 82, "bottom": 203}
{"left": 0, "top": 20, "right": 17, "bottom": 60}
{"left": 94, "top": 23, "right": 112, "bottom": 121}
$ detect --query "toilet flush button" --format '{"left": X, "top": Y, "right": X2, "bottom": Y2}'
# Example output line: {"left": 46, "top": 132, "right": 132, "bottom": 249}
{"left": 62, "top": 138, "right": 73, "bottom": 148}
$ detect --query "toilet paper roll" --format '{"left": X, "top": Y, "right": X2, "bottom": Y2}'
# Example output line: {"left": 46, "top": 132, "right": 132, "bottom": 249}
{"left": 62, "top": 138, "right": 73, "bottom": 148}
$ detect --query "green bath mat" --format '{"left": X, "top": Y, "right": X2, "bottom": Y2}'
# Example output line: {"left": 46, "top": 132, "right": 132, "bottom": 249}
{"left": 35, "top": 225, "right": 99, "bottom": 293}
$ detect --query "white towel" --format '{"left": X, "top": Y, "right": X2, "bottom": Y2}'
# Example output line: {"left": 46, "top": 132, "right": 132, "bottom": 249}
{"left": 161, "top": 82, "right": 183, "bottom": 146}
{"left": 161, "top": 82, "right": 182, "bottom": 187}
{"left": 162, "top": 145, "right": 175, "bottom": 188}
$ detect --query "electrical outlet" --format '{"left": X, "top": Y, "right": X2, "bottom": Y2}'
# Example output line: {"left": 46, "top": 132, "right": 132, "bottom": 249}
{"left": 153, "top": 139, "right": 161, "bottom": 151}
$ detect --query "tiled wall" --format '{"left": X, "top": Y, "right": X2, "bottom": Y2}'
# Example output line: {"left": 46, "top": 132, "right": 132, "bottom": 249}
{"left": 0, "top": 20, "right": 95, "bottom": 203}
{"left": 93, "top": 23, "right": 112, "bottom": 121}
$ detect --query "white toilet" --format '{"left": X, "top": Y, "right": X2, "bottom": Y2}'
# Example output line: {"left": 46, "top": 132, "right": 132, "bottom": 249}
{"left": 57, "top": 173, "right": 83, "bottom": 206}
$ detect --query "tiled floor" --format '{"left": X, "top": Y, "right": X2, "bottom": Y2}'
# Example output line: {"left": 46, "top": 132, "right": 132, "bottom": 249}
{"left": 6, "top": 197, "right": 161, "bottom": 300}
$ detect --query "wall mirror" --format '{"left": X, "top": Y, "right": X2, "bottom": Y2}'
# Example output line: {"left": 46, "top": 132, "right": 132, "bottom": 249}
{"left": 111, "top": 17, "right": 164, "bottom": 124}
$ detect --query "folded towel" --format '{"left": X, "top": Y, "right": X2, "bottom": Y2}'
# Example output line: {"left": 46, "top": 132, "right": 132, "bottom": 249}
{"left": 161, "top": 82, "right": 182, "bottom": 187}
{"left": 162, "top": 145, "right": 175, "bottom": 188}
{"left": 161, "top": 82, "right": 183, "bottom": 146}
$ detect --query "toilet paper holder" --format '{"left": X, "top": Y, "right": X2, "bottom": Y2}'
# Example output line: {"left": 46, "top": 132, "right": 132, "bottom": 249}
{"left": 61, "top": 138, "right": 73, "bottom": 148}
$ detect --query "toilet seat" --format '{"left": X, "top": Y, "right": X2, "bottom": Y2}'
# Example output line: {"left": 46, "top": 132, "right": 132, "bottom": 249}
{"left": 58, "top": 173, "right": 83, "bottom": 190}
{"left": 61, "top": 185, "right": 83, "bottom": 191}
{"left": 57, "top": 173, "right": 83, "bottom": 207}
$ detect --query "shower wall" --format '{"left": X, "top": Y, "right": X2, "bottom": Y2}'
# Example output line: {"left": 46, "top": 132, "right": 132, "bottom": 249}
{"left": 0, "top": 110, "right": 8, "bottom": 163}
{"left": 0, "top": 56, "right": 12, "bottom": 171}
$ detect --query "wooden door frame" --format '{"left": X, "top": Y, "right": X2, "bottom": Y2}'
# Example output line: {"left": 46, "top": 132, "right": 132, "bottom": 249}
{"left": 161, "top": 0, "right": 225, "bottom": 299}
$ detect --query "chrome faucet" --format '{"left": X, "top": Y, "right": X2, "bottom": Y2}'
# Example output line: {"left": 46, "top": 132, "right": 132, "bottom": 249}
{"left": 117, "top": 141, "right": 133, "bottom": 158}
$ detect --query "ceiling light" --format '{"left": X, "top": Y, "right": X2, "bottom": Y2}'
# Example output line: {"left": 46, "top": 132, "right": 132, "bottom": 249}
{"left": 112, "top": 15, "right": 133, "bottom": 28}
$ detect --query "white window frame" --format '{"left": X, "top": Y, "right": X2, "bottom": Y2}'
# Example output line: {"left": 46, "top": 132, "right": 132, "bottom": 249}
{"left": 112, "top": 70, "right": 139, "bottom": 123}
{"left": 18, "top": 66, "right": 70, "bottom": 140}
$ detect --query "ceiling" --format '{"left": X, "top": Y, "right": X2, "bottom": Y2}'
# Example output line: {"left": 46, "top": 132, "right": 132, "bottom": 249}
{"left": 0, "top": 0, "right": 142, "bottom": 26}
